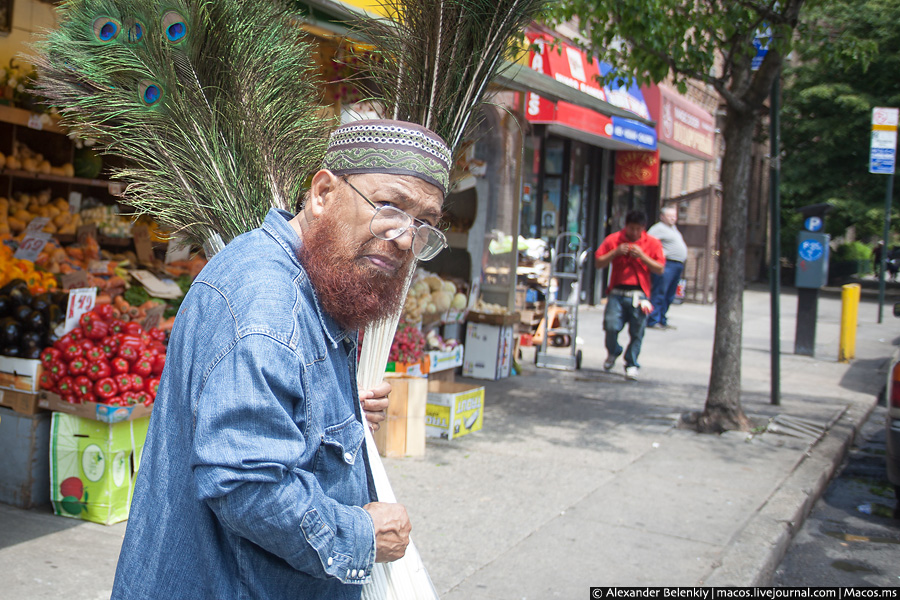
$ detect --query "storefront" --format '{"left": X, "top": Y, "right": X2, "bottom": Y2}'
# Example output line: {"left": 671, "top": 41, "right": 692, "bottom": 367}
{"left": 521, "top": 31, "right": 658, "bottom": 305}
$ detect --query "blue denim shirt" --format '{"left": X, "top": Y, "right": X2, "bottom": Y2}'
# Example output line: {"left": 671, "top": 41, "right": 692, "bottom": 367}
{"left": 112, "top": 209, "right": 376, "bottom": 600}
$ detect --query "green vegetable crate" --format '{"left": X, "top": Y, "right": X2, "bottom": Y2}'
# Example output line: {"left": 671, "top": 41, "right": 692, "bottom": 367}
{"left": 49, "top": 413, "right": 150, "bottom": 525}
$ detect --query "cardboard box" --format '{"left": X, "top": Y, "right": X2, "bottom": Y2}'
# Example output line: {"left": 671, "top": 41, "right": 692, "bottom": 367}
{"left": 0, "top": 389, "right": 45, "bottom": 415}
{"left": 39, "top": 391, "right": 153, "bottom": 423}
{"left": 386, "top": 356, "right": 430, "bottom": 377}
{"left": 373, "top": 375, "right": 428, "bottom": 458}
{"left": 0, "top": 407, "right": 51, "bottom": 508}
{"left": 425, "top": 381, "right": 485, "bottom": 440}
{"left": 0, "top": 356, "right": 42, "bottom": 393}
{"left": 427, "top": 345, "right": 463, "bottom": 373}
{"left": 465, "top": 311, "right": 520, "bottom": 326}
{"left": 49, "top": 413, "right": 150, "bottom": 525}
{"left": 462, "top": 322, "right": 514, "bottom": 380}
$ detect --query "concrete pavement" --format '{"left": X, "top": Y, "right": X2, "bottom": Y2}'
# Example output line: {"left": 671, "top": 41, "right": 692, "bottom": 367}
{"left": 0, "top": 285, "right": 894, "bottom": 598}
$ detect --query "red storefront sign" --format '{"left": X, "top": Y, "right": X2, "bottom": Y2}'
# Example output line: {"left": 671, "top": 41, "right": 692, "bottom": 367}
{"left": 641, "top": 84, "right": 716, "bottom": 160}
{"left": 525, "top": 34, "right": 613, "bottom": 139}
{"left": 614, "top": 150, "right": 660, "bottom": 186}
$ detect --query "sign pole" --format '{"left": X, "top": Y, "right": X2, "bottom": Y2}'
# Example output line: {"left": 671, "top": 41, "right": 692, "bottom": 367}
{"left": 769, "top": 76, "right": 781, "bottom": 405}
{"left": 870, "top": 107, "right": 899, "bottom": 324}
{"left": 879, "top": 172, "right": 895, "bottom": 323}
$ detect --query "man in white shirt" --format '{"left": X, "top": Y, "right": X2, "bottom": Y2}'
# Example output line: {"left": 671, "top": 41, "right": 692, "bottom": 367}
{"left": 646, "top": 205, "right": 688, "bottom": 330}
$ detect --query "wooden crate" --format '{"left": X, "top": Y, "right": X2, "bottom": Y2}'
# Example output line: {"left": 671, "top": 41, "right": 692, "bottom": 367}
{"left": 373, "top": 375, "right": 428, "bottom": 458}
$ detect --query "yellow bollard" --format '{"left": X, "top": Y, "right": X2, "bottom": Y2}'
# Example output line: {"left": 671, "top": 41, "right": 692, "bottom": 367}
{"left": 839, "top": 283, "right": 861, "bottom": 362}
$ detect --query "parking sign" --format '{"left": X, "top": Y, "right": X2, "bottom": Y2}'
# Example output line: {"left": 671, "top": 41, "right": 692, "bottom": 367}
{"left": 870, "top": 107, "right": 898, "bottom": 174}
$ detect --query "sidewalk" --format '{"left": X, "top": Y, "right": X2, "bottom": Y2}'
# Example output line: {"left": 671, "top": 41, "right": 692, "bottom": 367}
{"left": 1, "top": 286, "right": 893, "bottom": 598}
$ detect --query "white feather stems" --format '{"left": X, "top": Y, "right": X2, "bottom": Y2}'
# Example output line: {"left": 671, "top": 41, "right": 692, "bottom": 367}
{"left": 357, "top": 309, "right": 439, "bottom": 599}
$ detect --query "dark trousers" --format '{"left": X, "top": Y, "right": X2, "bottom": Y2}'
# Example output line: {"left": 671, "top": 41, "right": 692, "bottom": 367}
{"left": 648, "top": 260, "right": 684, "bottom": 327}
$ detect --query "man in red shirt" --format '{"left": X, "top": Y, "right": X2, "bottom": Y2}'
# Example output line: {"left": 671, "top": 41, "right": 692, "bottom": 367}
{"left": 595, "top": 210, "right": 665, "bottom": 380}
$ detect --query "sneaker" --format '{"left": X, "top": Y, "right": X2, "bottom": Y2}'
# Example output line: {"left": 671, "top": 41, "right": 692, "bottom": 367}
{"left": 625, "top": 366, "right": 639, "bottom": 380}
{"left": 603, "top": 353, "right": 620, "bottom": 371}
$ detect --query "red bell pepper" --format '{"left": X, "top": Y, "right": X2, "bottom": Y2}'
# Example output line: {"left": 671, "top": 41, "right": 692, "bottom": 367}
{"left": 139, "top": 349, "right": 156, "bottom": 361}
{"left": 95, "top": 304, "right": 115, "bottom": 321}
{"left": 39, "top": 372, "right": 56, "bottom": 392}
{"left": 67, "top": 357, "right": 88, "bottom": 376}
{"left": 61, "top": 394, "right": 80, "bottom": 405}
{"left": 73, "top": 375, "right": 94, "bottom": 399}
{"left": 129, "top": 373, "right": 144, "bottom": 393}
{"left": 114, "top": 373, "right": 133, "bottom": 393}
{"left": 45, "top": 358, "right": 67, "bottom": 381}
{"left": 94, "top": 377, "right": 118, "bottom": 402}
{"left": 149, "top": 328, "right": 166, "bottom": 342}
{"left": 112, "top": 356, "right": 131, "bottom": 375}
{"left": 117, "top": 344, "right": 140, "bottom": 363}
{"left": 40, "top": 347, "right": 61, "bottom": 370}
{"left": 145, "top": 377, "right": 160, "bottom": 401}
{"left": 82, "top": 317, "right": 109, "bottom": 340}
{"left": 77, "top": 338, "right": 96, "bottom": 352}
{"left": 123, "top": 391, "right": 140, "bottom": 405}
{"left": 132, "top": 390, "right": 150, "bottom": 406}
{"left": 99, "top": 336, "right": 120, "bottom": 360}
{"left": 86, "top": 359, "right": 112, "bottom": 381}
{"left": 56, "top": 376, "right": 76, "bottom": 397}
{"left": 151, "top": 354, "right": 165, "bottom": 375}
{"left": 110, "top": 319, "right": 126, "bottom": 335}
{"left": 85, "top": 346, "right": 105, "bottom": 362}
{"left": 133, "top": 358, "right": 153, "bottom": 378}
{"left": 61, "top": 341, "right": 84, "bottom": 363}
{"left": 124, "top": 321, "right": 143, "bottom": 335}
{"left": 68, "top": 327, "right": 83, "bottom": 341}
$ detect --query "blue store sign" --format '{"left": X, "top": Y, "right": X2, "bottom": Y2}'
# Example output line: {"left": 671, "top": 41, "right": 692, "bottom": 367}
{"left": 610, "top": 117, "right": 657, "bottom": 150}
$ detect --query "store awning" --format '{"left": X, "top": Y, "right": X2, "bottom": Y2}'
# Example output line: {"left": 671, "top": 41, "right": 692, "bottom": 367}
{"left": 293, "top": 0, "right": 656, "bottom": 128}
{"left": 641, "top": 84, "right": 716, "bottom": 162}
{"left": 523, "top": 33, "right": 656, "bottom": 151}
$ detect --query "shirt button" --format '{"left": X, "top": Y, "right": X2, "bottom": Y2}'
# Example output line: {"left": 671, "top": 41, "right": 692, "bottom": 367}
{"left": 346, "top": 569, "right": 351, "bottom": 578}
{"left": 351, "top": 569, "right": 358, "bottom": 578}
{"left": 327, "top": 557, "right": 334, "bottom": 566}
{"left": 344, "top": 452, "right": 353, "bottom": 462}
{"left": 359, "top": 570, "right": 365, "bottom": 578}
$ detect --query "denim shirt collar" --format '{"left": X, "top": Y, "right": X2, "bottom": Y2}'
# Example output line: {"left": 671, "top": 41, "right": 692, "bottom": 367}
{"left": 261, "top": 208, "right": 354, "bottom": 348}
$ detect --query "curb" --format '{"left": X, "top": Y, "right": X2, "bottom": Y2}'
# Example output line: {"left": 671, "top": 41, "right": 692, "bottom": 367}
{"left": 701, "top": 399, "right": 877, "bottom": 586}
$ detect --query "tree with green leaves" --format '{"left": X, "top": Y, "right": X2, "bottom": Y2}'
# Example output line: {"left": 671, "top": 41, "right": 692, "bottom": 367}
{"left": 781, "top": 0, "right": 900, "bottom": 254}
{"left": 551, "top": 0, "right": 806, "bottom": 432}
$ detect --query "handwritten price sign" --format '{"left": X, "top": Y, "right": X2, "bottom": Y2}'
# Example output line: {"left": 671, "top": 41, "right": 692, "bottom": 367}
{"left": 64, "top": 287, "right": 98, "bottom": 334}
{"left": 14, "top": 231, "right": 52, "bottom": 262}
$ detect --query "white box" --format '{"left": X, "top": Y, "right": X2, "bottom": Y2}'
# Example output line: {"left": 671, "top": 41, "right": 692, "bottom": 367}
{"left": 462, "top": 323, "right": 514, "bottom": 380}
{"left": 425, "top": 381, "right": 485, "bottom": 440}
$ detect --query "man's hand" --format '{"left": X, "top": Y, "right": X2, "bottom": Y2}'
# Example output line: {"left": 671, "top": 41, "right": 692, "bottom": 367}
{"left": 364, "top": 502, "right": 411, "bottom": 563}
{"left": 359, "top": 381, "right": 391, "bottom": 432}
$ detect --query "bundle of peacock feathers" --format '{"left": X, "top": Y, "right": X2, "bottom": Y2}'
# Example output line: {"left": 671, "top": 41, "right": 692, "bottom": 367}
{"left": 29, "top": 0, "right": 334, "bottom": 251}
{"left": 355, "top": 0, "right": 547, "bottom": 170}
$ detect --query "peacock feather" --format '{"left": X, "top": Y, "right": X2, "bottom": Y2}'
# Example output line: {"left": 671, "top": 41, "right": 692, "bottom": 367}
{"left": 354, "top": 0, "right": 547, "bottom": 170}
{"left": 29, "top": 0, "right": 335, "bottom": 249}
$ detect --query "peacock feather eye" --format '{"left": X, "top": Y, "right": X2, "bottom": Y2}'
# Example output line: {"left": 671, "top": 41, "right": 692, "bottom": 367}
{"left": 161, "top": 11, "right": 187, "bottom": 43}
{"left": 92, "top": 17, "right": 121, "bottom": 43}
{"left": 139, "top": 80, "right": 163, "bottom": 107}
{"left": 126, "top": 21, "right": 144, "bottom": 43}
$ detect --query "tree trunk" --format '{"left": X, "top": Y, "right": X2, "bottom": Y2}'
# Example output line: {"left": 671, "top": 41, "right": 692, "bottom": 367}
{"left": 697, "top": 107, "right": 757, "bottom": 433}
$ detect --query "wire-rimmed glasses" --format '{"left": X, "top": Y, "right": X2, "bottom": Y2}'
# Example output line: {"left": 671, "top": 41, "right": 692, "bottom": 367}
{"left": 342, "top": 176, "right": 448, "bottom": 261}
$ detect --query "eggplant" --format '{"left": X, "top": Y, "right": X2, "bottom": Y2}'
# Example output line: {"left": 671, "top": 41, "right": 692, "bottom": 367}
{"left": 0, "top": 279, "right": 27, "bottom": 297}
{"left": 0, "top": 295, "right": 10, "bottom": 319}
{"left": 1, "top": 345, "right": 21, "bottom": 357}
{"left": 20, "top": 330, "right": 42, "bottom": 355}
{"left": 46, "top": 304, "right": 62, "bottom": 325}
{"left": 30, "top": 292, "right": 52, "bottom": 314}
{"left": 13, "top": 304, "right": 34, "bottom": 323}
{"left": 21, "top": 346, "right": 43, "bottom": 360}
{"left": 23, "top": 310, "right": 46, "bottom": 333}
{"left": 0, "top": 316, "right": 21, "bottom": 346}
{"left": 43, "top": 329, "right": 60, "bottom": 348}
{"left": 8, "top": 286, "right": 32, "bottom": 309}
{"left": 51, "top": 291, "right": 69, "bottom": 310}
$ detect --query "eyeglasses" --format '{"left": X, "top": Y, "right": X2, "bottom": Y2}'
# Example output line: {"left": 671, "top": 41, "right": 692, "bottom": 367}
{"left": 342, "top": 176, "right": 448, "bottom": 261}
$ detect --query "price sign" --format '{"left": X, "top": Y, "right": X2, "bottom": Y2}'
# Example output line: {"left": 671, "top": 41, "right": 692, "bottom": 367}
{"left": 165, "top": 234, "right": 191, "bottom": 264}
{"left": 26, "top": 217, "right": 50, "bottom": 233}
{"left": 132, "top": 224, "right": 155, "bottom": 265}
{"left": 27, "top": 113, "right": 43, "bottom": 131}
{"left": 68, "top": 191, "right": 83, "bottom": 214}
{"left": 141, "top": 304, "right": 166, "bottom": 332}
{"left": 60, "top": 270, "right": 90, "bottom": 290}
{"left": 13, "top": 231, "right": 51, "bottom": 261}
{"left": 64, "top": 287, "right": 98, "bottom": 334}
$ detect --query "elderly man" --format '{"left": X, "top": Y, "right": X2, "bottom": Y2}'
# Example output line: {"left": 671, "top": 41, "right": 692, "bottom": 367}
{"left": 112, "top": 121, "right": 450, "bottom": 600}
{"left": 595, "top": 210, "right": 665, "bottom": 380}
{"left": 646, "top": 205, "right": 688, "bottom": 330}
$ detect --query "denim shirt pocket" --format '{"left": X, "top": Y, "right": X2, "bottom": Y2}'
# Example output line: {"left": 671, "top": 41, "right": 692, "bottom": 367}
{"left": 314, "top": 415, "right": 366, "bottom": 485}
